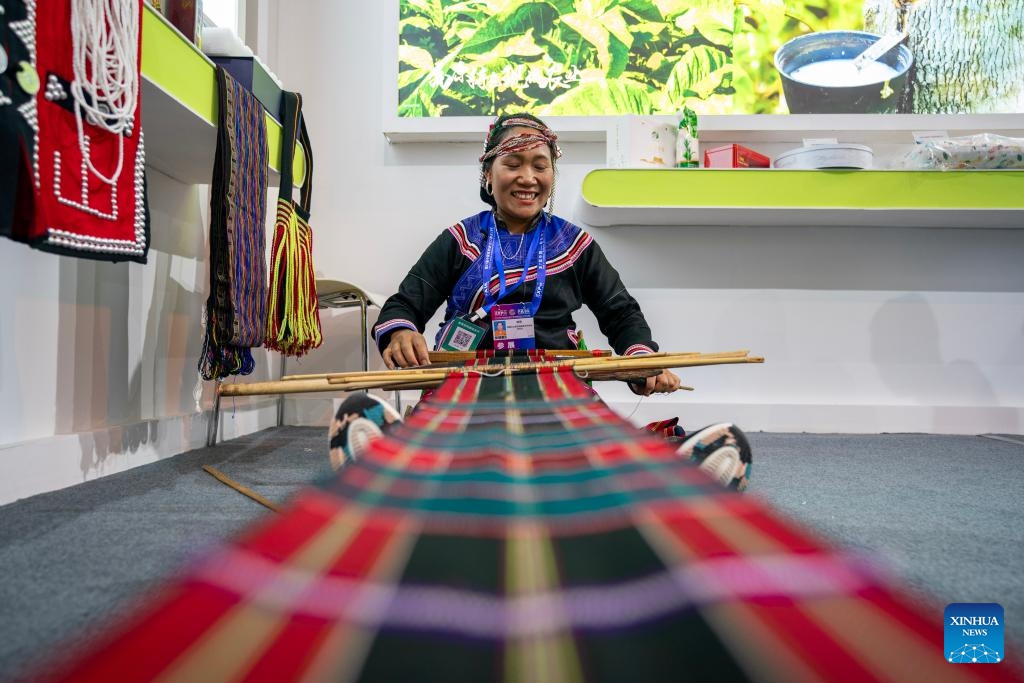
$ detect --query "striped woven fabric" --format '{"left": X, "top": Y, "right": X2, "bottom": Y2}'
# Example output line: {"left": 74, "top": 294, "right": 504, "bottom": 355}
{"left": 199, "top": 67, "right": 269, "bottom": 380}
{"left": 265, "top": 91, "right": 322, "bottom": 357}
{"left": 39, "top": 365, "right": 1019, "bottom": 682}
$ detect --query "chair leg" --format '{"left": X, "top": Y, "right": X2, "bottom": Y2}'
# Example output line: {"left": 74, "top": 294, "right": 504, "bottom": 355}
{"left": 359, "top": 297, "right": 368, "bottom": 373}
{"left": 277, "top": 354, "right": 287, "bottom": 427}
{"left": 206, "top": 382, "right": 222, "bottom": 448}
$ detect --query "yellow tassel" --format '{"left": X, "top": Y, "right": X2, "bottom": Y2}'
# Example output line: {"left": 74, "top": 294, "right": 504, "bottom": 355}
{"left": 265, "top": 200, "right": 322, "bottom": 356}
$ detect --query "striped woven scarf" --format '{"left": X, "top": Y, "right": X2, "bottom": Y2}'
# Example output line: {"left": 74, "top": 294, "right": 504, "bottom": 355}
{"left": 199, "top": 67, "right": 269, "bottom": 380}
{"left": 265, "top": 91, "right": 322, "bottom": 357}
{"left": 34, "top": 362, "right": 1022, "bottom": 682}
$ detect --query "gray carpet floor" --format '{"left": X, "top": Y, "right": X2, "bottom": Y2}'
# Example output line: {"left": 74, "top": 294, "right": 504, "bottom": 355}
{"left": 0, "top": 429, "right": 1021, "bottom": 681}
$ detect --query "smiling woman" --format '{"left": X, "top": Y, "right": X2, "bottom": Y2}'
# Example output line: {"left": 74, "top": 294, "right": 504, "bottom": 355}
{"left": 353, "top": 112, "right": 752, "bottom": 490}
{"left": 371, "top": 112, "right": 680, "bottom": 393}
{"left": 479, "top": 115, "right": 557, "bottom": 232}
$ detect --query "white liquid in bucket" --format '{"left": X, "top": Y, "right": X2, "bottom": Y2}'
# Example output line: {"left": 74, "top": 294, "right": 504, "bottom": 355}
{"left": 789, "top": 59, "right": 900, "bottom": 87}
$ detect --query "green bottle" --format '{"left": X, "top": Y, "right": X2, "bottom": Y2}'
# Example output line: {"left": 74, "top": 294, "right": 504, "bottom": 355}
{"left": 676, "top": 107, "right": 699, "bottom": 168}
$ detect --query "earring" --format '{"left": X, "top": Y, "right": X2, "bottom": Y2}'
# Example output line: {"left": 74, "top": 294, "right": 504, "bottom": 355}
{"left": 485, "top": 180, "right": 493, "bottom": 195}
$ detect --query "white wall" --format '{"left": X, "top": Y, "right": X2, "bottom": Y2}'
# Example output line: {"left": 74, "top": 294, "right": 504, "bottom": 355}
{"left": 271, "top": 0, "right": 1024, "bottom": 436}
{"left": 0, "top": 171, "right": 281, "bottom": 505}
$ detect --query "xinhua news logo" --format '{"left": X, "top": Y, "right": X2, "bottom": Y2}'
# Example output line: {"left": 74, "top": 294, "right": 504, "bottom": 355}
{"left": 945, "top": 603, "right": 1004, "bottom": 664}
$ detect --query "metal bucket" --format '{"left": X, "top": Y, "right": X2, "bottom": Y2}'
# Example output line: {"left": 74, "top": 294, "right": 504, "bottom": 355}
{"left": 774, "top": 31, "right": 913, "bottom": 114}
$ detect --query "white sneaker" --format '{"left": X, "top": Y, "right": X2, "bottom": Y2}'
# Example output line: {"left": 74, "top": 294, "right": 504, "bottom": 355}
{"left": 346, "top": 417, "right": 383, "bottom": 462}
{"left": 676, "top": 422, "right": 752, "bottom": 491}
{"left": 329, "top": 393, "right": 402, "bottom": 470}
{"left": 696, "top": 444, "right": 743, "bottom": 488}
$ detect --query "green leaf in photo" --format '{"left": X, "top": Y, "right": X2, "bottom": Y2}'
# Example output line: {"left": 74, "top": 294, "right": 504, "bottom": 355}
{"left": 619, "top": 0, "right": 666, "bottom": 23}
{"left": 651, "top": 0, "right": 698, "bottom": 20}
{"left": 598, "top": 6, "right": 634, "bottom": 48}
{"left": 460, "top": 2, "right": 560, "bottom": 56}
{"left": 661, "top": 43, "right": 729, "bottom": 108}
{"left": 399, "top": 44, "right": 436, "bottom": 71}
{"left": 541, "top": 78, "right": 654, "bottom": 114}
{"left": 398, "top": 67, "right": 428, "bottom": 91}
{"left": 559, "top": 12, "right": 611, "bottom": 68}
{"left": 400, "top": 15, "right": 433, "bottom": 32}
{"left": 629, "top": 21, "right": 669, "bottom": 39}
{"left": 404, "top": 0, "right": 444, "bottom": 26}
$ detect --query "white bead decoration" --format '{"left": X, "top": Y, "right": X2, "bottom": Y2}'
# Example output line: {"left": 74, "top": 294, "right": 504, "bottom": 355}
{"left": 46, "top": 133, "right": 148, "bottom": 256}
{"left": 16, "top": 99, "right": 40, "bottom": 187}
{"left": 44, "top": 74, "right": 68, "bottom": 101}
{"left": 53, "top": 139, "right": 119, "bottom": 221}
{"left": 8, "top": 0, "right": 36, "bottom": 65}
{"left": 69, "top": 0, "right": 139, "bottom": 185}
{"left": 133, "top": 131, "right": 147, "bottom": 247}
{"left": 46, "top": 227, "right": 143, "bottom": 254}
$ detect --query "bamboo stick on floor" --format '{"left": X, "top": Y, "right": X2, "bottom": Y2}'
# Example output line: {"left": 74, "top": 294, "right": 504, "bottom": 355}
{"left": 202, "top": 465, "right": 281, "bottom": 512}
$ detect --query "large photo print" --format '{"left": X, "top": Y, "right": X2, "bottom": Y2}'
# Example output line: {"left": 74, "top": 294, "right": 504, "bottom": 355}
{"left": 397, "top": 0, "right": 1024, "bottom": 117}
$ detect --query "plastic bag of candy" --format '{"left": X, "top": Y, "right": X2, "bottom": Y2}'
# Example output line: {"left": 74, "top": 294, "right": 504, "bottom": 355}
{"left": 901, "top": 133, "right": 1024, "bottom": 170}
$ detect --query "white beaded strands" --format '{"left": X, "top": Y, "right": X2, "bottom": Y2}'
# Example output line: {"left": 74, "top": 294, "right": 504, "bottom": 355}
{"left": 69, "top": 0, "right": 139, "bottom": 186}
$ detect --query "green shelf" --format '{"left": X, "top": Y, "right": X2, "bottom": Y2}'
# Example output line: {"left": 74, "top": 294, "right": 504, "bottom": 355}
{"left": 140, "top": 4, "right": 304, "bottom": 185}
{"left": 577, "top": 169, "right": 1024, "bottom": 229}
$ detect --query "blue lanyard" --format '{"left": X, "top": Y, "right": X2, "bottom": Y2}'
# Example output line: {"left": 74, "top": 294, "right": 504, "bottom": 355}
{"left": 473, "top": 212, "right": 548, "bottom": 321}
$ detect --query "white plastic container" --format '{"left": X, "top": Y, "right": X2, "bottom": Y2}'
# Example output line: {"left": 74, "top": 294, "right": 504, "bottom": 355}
{"left": 773, "top": 143, "right": 874, "bottom": 169}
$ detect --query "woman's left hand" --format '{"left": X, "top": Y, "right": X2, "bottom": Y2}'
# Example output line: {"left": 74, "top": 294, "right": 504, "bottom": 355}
{"left": 629, "top": 369, "right": 682, "bottom": 396}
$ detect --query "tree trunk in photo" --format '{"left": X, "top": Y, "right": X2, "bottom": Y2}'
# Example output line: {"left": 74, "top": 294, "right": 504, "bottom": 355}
{"left": 864, "top": 0, "right": 1024, "bottom": 113}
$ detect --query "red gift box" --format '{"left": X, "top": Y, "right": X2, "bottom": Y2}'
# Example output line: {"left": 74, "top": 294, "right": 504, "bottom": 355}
{"left": 703, "top": 144, "right": 771, "bottom": 168}
{"left": 163, "top": 0, "right": 202, "bottom": 46}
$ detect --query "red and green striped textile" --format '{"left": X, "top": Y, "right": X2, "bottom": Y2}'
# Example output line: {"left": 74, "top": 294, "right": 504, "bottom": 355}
{"left": 39, "top": 366, "right": 1020, "bottom": 682}
{"left": 265, "top": 91, "right": 322, "bottom": 358}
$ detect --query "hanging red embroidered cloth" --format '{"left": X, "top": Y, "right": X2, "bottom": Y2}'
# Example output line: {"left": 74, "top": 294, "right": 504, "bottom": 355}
{"left": 1, "top": 0, "right": 149, "bottom": 263}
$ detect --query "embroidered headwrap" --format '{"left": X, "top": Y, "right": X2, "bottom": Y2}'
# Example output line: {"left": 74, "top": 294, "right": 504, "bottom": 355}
{"left": 478, "top": 116, "right": 562, "bottom": 165}
{"left": 478, "top": 114, "right": 561, "bottom": 207}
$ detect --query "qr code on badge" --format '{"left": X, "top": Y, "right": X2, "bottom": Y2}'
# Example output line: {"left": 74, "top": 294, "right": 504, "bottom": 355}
{"left": 451, "top": 329, "right": 473, "bottom": 348}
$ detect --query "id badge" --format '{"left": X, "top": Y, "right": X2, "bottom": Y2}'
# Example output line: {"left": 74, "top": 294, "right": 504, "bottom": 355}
{"left": 439, "top": 317, "right": 485, "bottom": 351}
{"left": 491, "top": 303, "right": 536, "bottom": 350}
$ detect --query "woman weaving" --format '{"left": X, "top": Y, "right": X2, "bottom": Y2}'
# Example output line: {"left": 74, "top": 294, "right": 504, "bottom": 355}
{"left": 376, "top": 113, "right": 679, "bottom": 395}
{"left": 334, "top": 113, "right": 751, "bottom": 489}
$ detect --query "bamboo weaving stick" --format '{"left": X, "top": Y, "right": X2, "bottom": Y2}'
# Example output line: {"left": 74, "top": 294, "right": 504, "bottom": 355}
{"left": 315, "top": 350, "right": 723, "bottom": 384}
{"left": 219, "top": 378, "right": 337, "bottom": 396}
{"left": 219, "top": 351, "right": 763, "bottom": 397}
{"left": 280, "top": 349, "right": 623, "bottom": 381}
{"left": 325, "top": 353, "right": 762, "bottom": 392}
{"left": 324, "top": 351, "right": 758, "bottom": 382}
{"left": 429, "top": 349, "right": 613, "bottom": 362}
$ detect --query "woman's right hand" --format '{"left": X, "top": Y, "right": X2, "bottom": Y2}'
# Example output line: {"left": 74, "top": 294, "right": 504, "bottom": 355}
{"left": 382, "top": 329, "right": 431, "bottom": 369}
